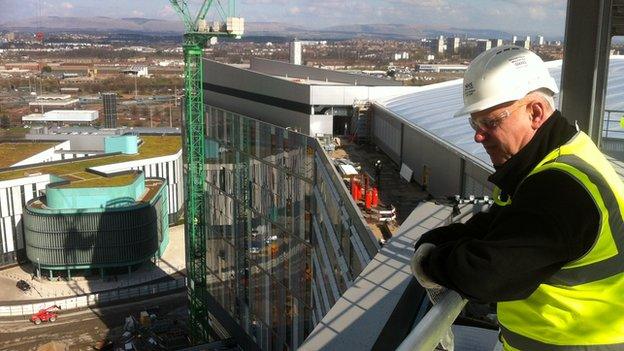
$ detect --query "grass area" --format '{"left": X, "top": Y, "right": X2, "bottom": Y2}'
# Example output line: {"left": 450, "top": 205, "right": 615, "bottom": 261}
{"left": 0, "top": 127, "right": 29, "bottom": 140}
{"left": 57, "top": 173, "right": 138, "bottom": 188}
{"left": 72, "top": 171, "right": 100, "bottom": 180}
{"left": 0, "top": 142, "right": 58, "bottom": 168}
{"left": 0, "top": 135, "right": 181, "bottom": 182}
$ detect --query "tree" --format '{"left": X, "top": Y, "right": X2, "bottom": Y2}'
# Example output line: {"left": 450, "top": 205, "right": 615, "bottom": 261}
{"left": 0, "top": 115, "right": 10, "bottom": 129}
{"left": 41, "top": 66, "right": 52, "bottom": 73}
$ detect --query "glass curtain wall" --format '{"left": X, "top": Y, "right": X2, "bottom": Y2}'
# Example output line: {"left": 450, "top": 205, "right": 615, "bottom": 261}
{"left": 204, "top": 106, "right": 376, "bottom": 351}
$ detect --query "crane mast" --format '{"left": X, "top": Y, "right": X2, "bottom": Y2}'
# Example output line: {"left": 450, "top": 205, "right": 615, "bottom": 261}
{"left": 168, "top": 0, "right": 243, "bottom": 344}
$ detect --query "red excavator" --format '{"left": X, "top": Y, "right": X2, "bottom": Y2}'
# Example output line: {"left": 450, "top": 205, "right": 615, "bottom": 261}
{"left": 30, "top": 305, "right": 61, "bottom": 325}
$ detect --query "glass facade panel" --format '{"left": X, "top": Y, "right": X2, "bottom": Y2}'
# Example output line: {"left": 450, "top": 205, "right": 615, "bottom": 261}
{"left": 202, "top": 106, "right": 377, "bottom": 350}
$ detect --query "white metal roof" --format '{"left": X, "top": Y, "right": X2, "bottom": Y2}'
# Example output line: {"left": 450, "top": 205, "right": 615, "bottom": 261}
{"left": 377, "top": 56, "right": 624, "bottom": 170}
{"left": 22, "top": 110, "right": 98, "bottom": 122}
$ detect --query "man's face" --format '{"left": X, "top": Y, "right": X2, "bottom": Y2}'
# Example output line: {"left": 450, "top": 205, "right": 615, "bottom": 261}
{"left": 470, "top": 99, "right": 535, "bottom": 167}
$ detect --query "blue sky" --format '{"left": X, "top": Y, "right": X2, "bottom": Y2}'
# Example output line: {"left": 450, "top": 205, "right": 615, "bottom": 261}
{"left": 0, "top": 0, "right": 567, "bottom": 37}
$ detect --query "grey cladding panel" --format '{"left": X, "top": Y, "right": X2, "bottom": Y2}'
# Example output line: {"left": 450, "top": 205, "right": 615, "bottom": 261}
{"left": 372, "top": 107, "right": 401, "bottom": 164}
{"left": 463, "top": 161, "right": 493, "bottom": 197}
{"left": 402, "top": 126, "right": 462, "bottom": 197}
{"left": 23, "top": 201, "right": 161, "bottom": 268}
{"left": 204, "top": 59, "right": 311, "bottom": 104}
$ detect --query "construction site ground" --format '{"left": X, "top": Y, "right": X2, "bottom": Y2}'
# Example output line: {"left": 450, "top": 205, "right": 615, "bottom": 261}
{"left": 0, "top": 292, "right": 188, "bottom": 351}
{"left": 329, "top": 138, "right": 430, "bottom": 241}
{"left": 0, "top": 225, "right": 186, "bottom": 303}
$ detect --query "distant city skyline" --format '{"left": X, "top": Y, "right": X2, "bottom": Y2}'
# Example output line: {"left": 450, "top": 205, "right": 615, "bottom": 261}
{"left": 0, "top": 0, "right": 567, "bottom": 37}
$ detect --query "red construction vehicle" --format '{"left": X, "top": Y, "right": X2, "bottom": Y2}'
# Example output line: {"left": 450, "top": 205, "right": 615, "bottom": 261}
{"left": 30, "top": 305, "right": 61, "bottom": 325}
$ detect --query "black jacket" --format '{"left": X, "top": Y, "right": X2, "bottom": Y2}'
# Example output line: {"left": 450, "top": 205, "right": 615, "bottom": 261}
{"left": 415, "top": 111, "right": 600, "bottom": 303}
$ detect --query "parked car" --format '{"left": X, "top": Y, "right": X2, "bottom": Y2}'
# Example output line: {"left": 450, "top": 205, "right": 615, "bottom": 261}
{"left": 16, "top": 280, "right": 31, "bottom": 292}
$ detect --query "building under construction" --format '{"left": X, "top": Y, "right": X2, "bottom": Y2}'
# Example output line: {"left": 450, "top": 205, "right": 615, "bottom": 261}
{"left": 187, "top": 1, "right": 624, "bottom": 350}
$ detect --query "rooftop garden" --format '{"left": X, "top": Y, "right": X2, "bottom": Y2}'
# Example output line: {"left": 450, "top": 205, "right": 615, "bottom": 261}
{"left": 0, "top": 135, "right": 181, "bottom": 182}
{"left": 0, "top": 142, "right": 59, "bottom": 168}
{"left": 56, "top": 172, "right": 138, "bottom": 188}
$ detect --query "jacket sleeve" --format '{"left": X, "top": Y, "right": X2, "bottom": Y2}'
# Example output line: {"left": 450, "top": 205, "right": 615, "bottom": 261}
{"left": 422, "top": 169, "right": 599, "bottom": 303}
{"left": 414, "top": 205, "right": 501, "bottom": 248}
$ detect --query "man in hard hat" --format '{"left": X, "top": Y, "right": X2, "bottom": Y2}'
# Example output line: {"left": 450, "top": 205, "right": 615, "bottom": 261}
{"left": 411, "top": 45, "right": 624, "bottom": 350}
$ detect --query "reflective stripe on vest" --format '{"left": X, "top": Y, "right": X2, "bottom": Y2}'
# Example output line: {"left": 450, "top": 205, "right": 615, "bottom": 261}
{"left": 501, "top": 325, "right": 624, "bottom": 351}
{"left": 497, "top": 131, "right": 624, "bottom": 350}
{"left": 542, "top": 155, "right": 624, "bottom": 286}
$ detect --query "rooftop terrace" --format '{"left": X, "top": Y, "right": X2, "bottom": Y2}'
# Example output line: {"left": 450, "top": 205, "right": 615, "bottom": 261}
{"left": 0, "top": 135, "right": 181, "bottom": 182}
{"left": 0, "top": 142, "right": 59, "bottom": 168}
{"left": 56, "top": 172, "right": 138, "bottom": 188}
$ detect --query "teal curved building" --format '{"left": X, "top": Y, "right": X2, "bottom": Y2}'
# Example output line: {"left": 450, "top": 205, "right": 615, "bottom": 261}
{"left": 23, "top": 170, "right": 169, "bottom": 276}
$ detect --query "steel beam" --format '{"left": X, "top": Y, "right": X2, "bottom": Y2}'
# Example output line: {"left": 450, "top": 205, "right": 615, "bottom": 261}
{"left": 560, "top": 0, "right": 613, "bottom": 147}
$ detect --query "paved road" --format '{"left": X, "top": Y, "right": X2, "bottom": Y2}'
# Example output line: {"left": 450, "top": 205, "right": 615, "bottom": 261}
{"left": 0, "top": 292, "right": 187, "bottom": 351}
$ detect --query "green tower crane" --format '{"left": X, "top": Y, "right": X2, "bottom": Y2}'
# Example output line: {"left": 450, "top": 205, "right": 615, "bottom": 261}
{"left": 168, "top": 0, "right": 244, "bottom": 344}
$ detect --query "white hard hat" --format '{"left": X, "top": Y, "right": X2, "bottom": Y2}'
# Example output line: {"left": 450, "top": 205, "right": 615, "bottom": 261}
{"left": 454, "top": 45, "right": 559, "bottom": 117}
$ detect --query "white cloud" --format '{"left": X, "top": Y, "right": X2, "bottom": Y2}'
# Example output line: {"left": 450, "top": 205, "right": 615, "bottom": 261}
{"left": 157, "top": 5, "right": 176, "bottom": 18}
{"left": 242, "top": 0, "right": 289, "bottom": 4}
{"left": 288, "top": 7, "right": 301, "bottom": 15}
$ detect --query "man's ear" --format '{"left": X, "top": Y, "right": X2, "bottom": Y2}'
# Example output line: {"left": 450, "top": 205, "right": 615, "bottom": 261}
{"left": 529, "top": 100, "right": 547, "bottom": 130}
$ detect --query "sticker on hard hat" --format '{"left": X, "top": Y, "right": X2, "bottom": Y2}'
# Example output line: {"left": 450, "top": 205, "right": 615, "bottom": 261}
{"left": 464, "top": 82, "right": 475, "bottom": 97}
{"left": 508, "top": 55, "right": 528, "bottom": 68}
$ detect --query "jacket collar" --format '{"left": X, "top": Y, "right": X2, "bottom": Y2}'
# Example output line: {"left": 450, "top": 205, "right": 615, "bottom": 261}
{"left": 488, "top": 110, "right": 577, "bottom": 198}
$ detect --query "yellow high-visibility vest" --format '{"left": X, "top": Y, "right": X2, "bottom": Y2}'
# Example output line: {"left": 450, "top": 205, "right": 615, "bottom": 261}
{"left": 494, "top": 131, "right": 624, "bottom": 350}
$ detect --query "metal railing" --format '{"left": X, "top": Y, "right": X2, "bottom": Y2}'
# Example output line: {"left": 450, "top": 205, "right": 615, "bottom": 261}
{"left": 395, "top": 201, "right": 485, "bottom": 351}
{"left": 396, "top": 290, "right": 467, "bottom": 351}
{"left": 604, "top": 109, "right": 624, "bottom": 139}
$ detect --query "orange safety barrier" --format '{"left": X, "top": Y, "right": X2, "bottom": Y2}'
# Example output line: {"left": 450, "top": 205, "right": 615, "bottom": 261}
{"left": 365, "top": 189, "right": 372, "bottom": 210}
{"left": 372, "top": 187, "right": 379, "bottom": 207}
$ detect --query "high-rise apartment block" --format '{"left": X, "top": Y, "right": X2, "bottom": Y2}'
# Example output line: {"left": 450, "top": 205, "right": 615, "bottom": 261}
{"left": 477, "top": 40, "right": 492, "bottom": 54}
{"left": 431, "top": 36, "right": 445, "bottom": 54}
{"left": 490, "top": 38, "right": 503, "bottom": 48}
{"left": 537, "top": 35, "right": 545, "bottom": 46}
{"left": 102, "top": 93, "right": 117, "bottom": 128}
{"left": 446, "top": 37, "right": 460, "bottom": 55}
{"left": 290, "top": 40, "right": 302, "bottom": 65}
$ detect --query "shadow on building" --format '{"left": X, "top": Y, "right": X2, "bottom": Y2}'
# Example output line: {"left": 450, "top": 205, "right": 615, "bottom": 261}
{"left": 20, "top": 173, "right": 190, "bottom": 349}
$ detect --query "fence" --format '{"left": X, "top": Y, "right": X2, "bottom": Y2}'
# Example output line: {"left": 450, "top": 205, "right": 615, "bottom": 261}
{"left": 0, "top": 277, "right": 186, "bottom": 317}
{"left": 604, "top": 109, "right": 624, "bottom": 139}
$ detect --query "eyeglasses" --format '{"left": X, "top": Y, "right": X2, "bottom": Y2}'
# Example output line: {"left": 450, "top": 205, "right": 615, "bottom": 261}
{"left": 469, "top": 101, "right": 529, "bottom": 131}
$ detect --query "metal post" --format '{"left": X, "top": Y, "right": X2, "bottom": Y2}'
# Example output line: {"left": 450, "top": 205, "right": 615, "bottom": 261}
{"left": 606, "top": 111, "right": 611, "bottom": 139}
{"left": 560, "top": 0, "right": 613, "bottom": 147}
{"left": 37, "top": 258, "right": 41, "bottom": 280}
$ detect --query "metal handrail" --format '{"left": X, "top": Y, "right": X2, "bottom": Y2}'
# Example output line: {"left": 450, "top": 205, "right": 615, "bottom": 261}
{"left": 396, "top": 290, "right": 468, "bottom": 351}
{"left": 604, "top": 109, "right": 624, "bottom": 139}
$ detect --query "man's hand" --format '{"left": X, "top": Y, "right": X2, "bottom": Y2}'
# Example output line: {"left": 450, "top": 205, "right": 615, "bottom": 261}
{"left": 411, "top": 243, "right": 443, "bottom": 289}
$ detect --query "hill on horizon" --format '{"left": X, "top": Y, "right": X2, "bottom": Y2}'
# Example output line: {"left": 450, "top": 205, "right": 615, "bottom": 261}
{"left": 0, "top": 16, "right": 523, "bottom": 40}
